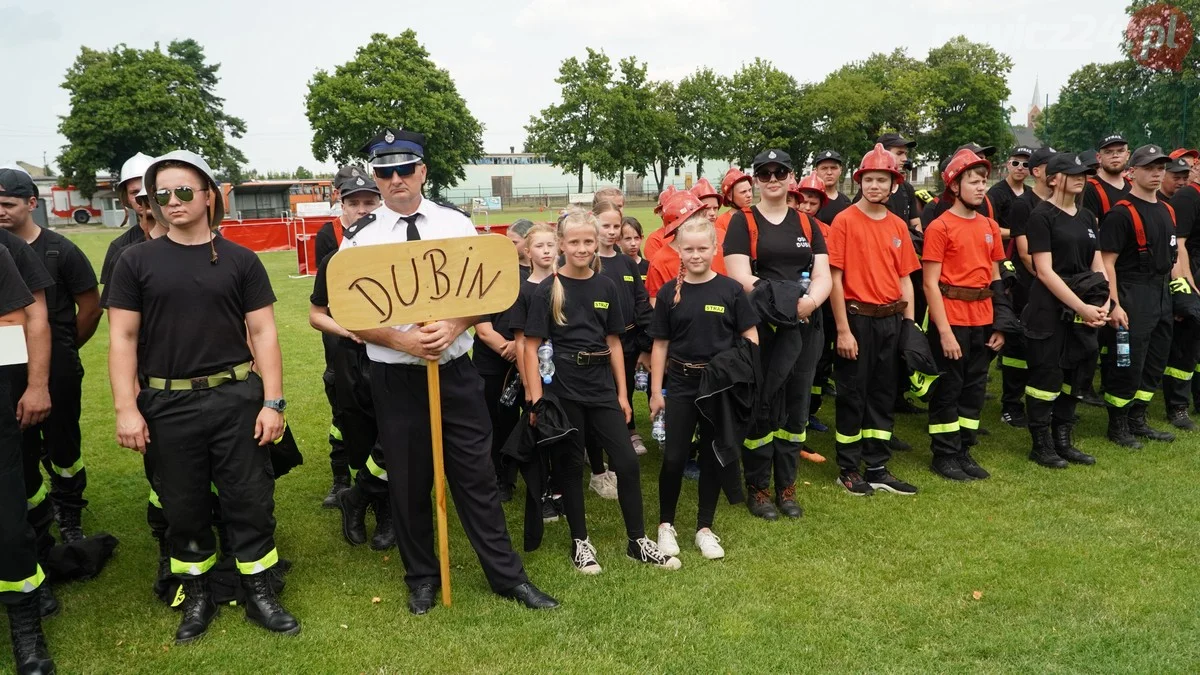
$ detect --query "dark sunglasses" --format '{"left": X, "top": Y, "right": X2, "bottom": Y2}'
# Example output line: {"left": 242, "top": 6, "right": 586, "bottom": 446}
{"left": 1010, "top": 160, "right": 1029, "bottom": 168}
{"left": 135, "top": 195, "right": 150, "bottom": 207}
{"left": 372, "top": 164, "right": 418, "bottom": 180}
{"left": 154, "top": 186, "right": 208, "bottom": 206}
{"left": 755, "top": 167, "right": 790, "bottom": 181}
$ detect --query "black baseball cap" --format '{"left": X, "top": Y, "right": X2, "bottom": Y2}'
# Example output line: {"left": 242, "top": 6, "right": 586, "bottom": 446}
{"left": 0, "top": 168, "right": 36, "bottom": 199}
{"left": 337, "top": 174, "right": 380, "bottom": 199}
{"left": 1010, "top": 146, "right": 1035, "bottom": 158}
{"left": 752, "top": 149, "right": 793, "bottom": 172}
{"left": 1169, "top": 157, "right": 1193, "bottom": 174}
{"left": 1029, "top": 146, "right": 1058, "bottom": 169}
{"left": 1129, "top": 144, "right": 1170, "bottom": 167}
{"left": 1098, "top": 134, "right": 1128, "bottom": 149}
{"left": 813, "top": 149, "right": 844, "bottom": 166}
{"left": 877, "top": 133, "right": 916, "bottom": 149}
{"left": 334, "top": 164, "right": 367, "bottom": 184}
{"left": 956, "top": 142, "right": 997, "bottom": 157}
{"left": 1047, "top": 153, "right": 1094, "bottom": 176}
{"left": 1078, "top": 149, "right": 1100, "bottom": 168}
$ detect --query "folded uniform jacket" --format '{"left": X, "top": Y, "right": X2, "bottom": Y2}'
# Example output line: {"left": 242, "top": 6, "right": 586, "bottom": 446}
{"left": 990, "top": 279, "right": 1021, "bottom": 335}
{"left": 747, "top": 279, "right": 805, "bottom": 436}
{"left": 695, "top": 337, "right": 761, "bottom": 505}
{"left": 899, "top": 318, "right": 940, "bottom": 399}
{"left": 501, "top": 393, "right": 577, "bottom": 552}
{"left": 1061, "top": 271, "right": 1109, "bottom": 370}
{"left": 1170, "top": 277, "right": 1200, "bottom": 325}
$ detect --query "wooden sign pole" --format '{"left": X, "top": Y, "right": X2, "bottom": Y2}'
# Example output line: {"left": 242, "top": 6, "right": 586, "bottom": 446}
{"left": 325, "top": 234, "right": 519, "bottom": 609}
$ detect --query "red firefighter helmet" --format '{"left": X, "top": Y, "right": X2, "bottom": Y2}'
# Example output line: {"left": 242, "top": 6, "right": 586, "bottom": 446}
{"left": 796, "top": 173, "right": 829, "bottom": 207}
{"left": 690, "top": 177, "right": 719, "bottom": 202}
{"left": 941, "top": 149, "right": 991, "bottom": 187}
{"left": 1170, "top": 148, "right": 1199, "bottom": 162}
{"left": 853, "top": 143, "right": 905, "bottom": 184}
{"left": 719, "top": 168, "right": 752, "bottom": 204}
{"left": 654, "top": 185, "right": 678, "bottom": 215}
{"left": 661, "top": 191, "right": 707, "bottom": 235}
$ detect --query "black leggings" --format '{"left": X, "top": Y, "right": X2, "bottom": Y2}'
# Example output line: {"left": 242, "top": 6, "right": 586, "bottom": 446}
{"left": 481, "top": 368, "right": 520, "bottom": 487}
{"left": 659, "top": 391, "right": 722, "bottom": 531}
{"left": 585, "top": 351, "right": 638, "bottom": 474}
{"left": 558, "top": 398, "right": 645, "bottom": 542}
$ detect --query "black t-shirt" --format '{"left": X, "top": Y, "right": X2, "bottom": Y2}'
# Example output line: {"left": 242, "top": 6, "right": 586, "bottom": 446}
{"left": 597, "top": 251, "right": 651, "bottom": 354}
{"left": 0, "top": 247, "right": 34, "bottom": 317}
{"left": 107, "top": 236, "right": 277, "bottom": 379}
{"left": 100, "top": 225, "right": 146, "bottom": 286}
{"left": 987, "top": 181, "right": 1025, "bottom": 232}
{"left": 1098, "top": 195, "right": 1176, "bottom": 277}
{"left": 28, "top": 228, "right": 98, "bottom": 345}
{"left": 1026, "top": 202, "right": 1099, "bottom": 278}
{"left": 473, "top": 266, "right": 531, "bottom": 376}
{"left": 315, "top": 220, "right": 340, "bottom": 267}
{"left": 649, "top": 275, "right": 757, "bottom": 363}
{"left": 724, "top": 206, "right": 827, "bottom": 282}
{"left": 1083, "top": 176, "right": 1130, "bottom": 221}
{"left": 0, "top": 228, "right": 53, "bottom": 294}
{"left": 310, "top": 251, "right": 365, "bottom": 353}
{"left": 523, "top": 273, "right": 624, "bottom": 405}
{"left": 635, "top": 257, "right": 649, "bottom": 282}
{"left": 506, "top": 276, "right": 541, "bottom": 335}
{"left": 817, "top": 193, "right": 852, "bottom": 225}
{"left": 1173, "top": 183, "right": 1200, "bottom": 257}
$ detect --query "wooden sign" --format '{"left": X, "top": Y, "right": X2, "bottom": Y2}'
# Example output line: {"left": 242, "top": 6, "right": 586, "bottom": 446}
{"left": 326, "top": 234, "right": 520, "bottom": 330}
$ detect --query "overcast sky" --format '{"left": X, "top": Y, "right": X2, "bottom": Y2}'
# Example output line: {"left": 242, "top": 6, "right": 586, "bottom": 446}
{"left": 2, "top": 0, "right": 1134, "bottom": 173}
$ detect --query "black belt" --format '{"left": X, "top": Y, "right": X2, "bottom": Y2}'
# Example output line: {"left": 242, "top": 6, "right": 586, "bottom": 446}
{"left": 554, "top": 350, "right": 612, "bottom": 366}
{"left": 669, "top": 359, "right": 708, "bottom": 376}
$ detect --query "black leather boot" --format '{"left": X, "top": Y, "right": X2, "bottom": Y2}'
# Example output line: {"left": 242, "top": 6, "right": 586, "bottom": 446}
{"left": 337, "top": 485, "right": 368, "bottom": 546}
{"left": 322, "top": 467, "right": 351, "bottom": 509}
{"left": 8, "top": 593, "right": 54, "bottom": 675}
{"left": 370, "top": 495, "right": 396, "bottom": 551}
{"left": 774, "top": 485, "right": 803, "bottom": 519}
{"left": 54, "top": 506, "right": 84, "bottom": 545}
{"left": 1128, "top": 404, "right": 1175, "bottom": 442}
{"left": 1052, "top": 424, "right": 1095, "bottom": 465}
{"left": 175, "top": 576, "right": 218, "bottom": 645}
{"left": 36, "top": 585, "right": 58, "bottom": 620}
{"left": 1029, "top": 426, "right": 1068, "bottom": 468}
{"left": 1107, "top": 408, "right": 1144, "bottom": 449}
{"left": 242, "top": 572, "right": 300, "bottom": 635}
{"left": 746, "top": 488, "right": 778, "bottom": 521}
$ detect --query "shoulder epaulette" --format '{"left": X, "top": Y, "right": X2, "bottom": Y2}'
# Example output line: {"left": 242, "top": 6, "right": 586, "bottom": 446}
{"left": 434, "top": 200, "right": 472, "bottom": 218}
{"left": 342, "top": 213, "right": 376, "bottom": 240}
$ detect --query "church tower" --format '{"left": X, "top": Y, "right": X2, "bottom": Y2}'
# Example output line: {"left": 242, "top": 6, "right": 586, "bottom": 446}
{"left": 1027, "top": 78, "right": 1042, "bottom": 128}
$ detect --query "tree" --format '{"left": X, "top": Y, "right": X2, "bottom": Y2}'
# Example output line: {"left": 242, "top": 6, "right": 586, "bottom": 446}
{"left": 56, "top": 42, "right": 247, "bottom": 197}
{"left": 726, "top": 59, "right": 813, "bottom": 168}
{"left": 306, "top": 31, "right": 483, "bottom": 200}
{"left": 605, "top": 57, "right": 670, "bottom": 188}
{"left": 921, "top": 37, "right": 1015, "bottom": 162}
{"left": 294, "top": 166, "right": 313, "bottom": 179}
{"left": 525, "top": 49, "right": 617, "bottom": 193}
{"left": 646, "top": 81, "right": 686, "bottom": 192}
{"left": 674, "top": 68, "right": 736, "bottom": 177}
{"left": 167, "top": 39, "right": 248, "bottom": 181}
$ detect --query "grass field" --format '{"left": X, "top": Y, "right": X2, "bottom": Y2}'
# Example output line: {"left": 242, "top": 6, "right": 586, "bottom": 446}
{"left": 7, "top": 226, "right": 1200, "bottom": 674}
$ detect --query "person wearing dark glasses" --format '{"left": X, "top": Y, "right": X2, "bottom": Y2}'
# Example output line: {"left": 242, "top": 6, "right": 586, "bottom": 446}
{"left": 100, "top": 153, "right": 158, "bottom": 308}
{"left": 107, "top": 150, "right": 299, "bottom": 644}
{"left": 339, "top": 128, "right": 558, "bottom": 615}
{"left": 987, "top": 146, "right": 1033, "bottom": 240}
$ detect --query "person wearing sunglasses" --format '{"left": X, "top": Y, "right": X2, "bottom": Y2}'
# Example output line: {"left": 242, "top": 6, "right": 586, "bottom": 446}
{"left": 986, "top": 146, "right": 1033, "bottom": 239}
{"left": 724, "top": 149, "right": 830, "bottom": 519}
{"left": 107, "top": 150, "right": 299, "bottom": 644}
{"left": 338, "top": 128, "right": 558, "bottom": 615}
{"left": 100, "top": 153, "right": 157, "bottom": 308}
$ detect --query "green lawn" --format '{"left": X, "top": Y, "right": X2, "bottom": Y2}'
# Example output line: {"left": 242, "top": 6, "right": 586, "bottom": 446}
{"left": 9, "top": 229, "right": 1200, "bottom": 673}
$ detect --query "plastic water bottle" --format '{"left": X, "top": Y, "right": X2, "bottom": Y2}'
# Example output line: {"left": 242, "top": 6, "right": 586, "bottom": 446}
{"left": 1116, "top": 328, "right": 1131, "bottom": 368}
{"left": 537, "top": 341, "right": 555, "bottom": 384}
{"left": 651, "top": 389, "right": 667, "bottom": 442}
{"left": 499, "top": 377, "right": 520, "bottom": 407}
{"left": 634, "top": 364, "right": 649, "bottom": 392}
{"left": 798, "top": 271, "right": 811, "bottom": 297}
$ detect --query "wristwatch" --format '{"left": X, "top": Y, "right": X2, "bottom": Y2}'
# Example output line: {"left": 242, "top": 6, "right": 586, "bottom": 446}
{"left": 263, "top": 399, "right": 287, "bottom": 413}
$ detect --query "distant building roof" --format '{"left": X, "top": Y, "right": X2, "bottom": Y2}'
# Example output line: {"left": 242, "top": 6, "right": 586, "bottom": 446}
{"left": 1011, "top": 125, "right": 1042, "bottom": 150}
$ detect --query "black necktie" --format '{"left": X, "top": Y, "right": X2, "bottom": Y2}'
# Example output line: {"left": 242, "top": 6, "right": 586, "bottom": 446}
{"left": 401, "top": 214, "right": 420, "bottom": 241}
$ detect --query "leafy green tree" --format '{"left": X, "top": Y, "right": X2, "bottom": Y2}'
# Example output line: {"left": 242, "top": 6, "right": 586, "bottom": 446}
{"left": 56, "top": 42, "right": 247, "bottom": 197}
{"left": 294, "top": 166, "right": 313, "bottom": 179}
{"left": 726, "top": 59, "right": 813, "bottom": 168}
{"left": 167, "top": 39, "right": 248, "bottom": 180}
{"left": 605, "top": 56, "right": 672, "bottom": 189}
{"left": 306, "top": 31, "right": 483, "bottom": 199}
{"left": 1036, "top": 62, "right": 1139, "bottom": 150}
{"left": 674, "top": 68, "right": 735, "bottom": 177}
{"left": 921, "top": 37, "right": 1015, "bottom": 162}
{"left": 647, "top": 81, "right": 687, "bottom": 192}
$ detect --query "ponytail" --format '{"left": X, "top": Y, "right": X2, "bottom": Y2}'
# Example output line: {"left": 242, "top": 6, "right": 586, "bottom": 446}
{"left": 670, "top": 214, "right": 717, "bottom": 307}
{"left": 550, "top": 271, "right": 568, "bottom": 326}
{"left": 552, "top": 207, "right": 604, "bottom": 326}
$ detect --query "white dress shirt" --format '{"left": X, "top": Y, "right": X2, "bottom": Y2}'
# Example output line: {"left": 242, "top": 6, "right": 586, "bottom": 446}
{"left": 340, "top": 197, "right": 478, "bottom": 365}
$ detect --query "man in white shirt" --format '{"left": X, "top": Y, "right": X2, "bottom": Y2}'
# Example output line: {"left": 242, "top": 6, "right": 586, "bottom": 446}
{"left": 342, "top": 128, "right": 557, "bottom": 615}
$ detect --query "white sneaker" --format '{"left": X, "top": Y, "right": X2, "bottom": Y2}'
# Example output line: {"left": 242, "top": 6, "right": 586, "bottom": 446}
{"left": 572, "top": 538, "right": 602, "bottom": 575}
{"left": 657, "top": 523, "right": 680, "bottom": 556}
{"left": 695, "top": 528, "right": 725, "bottom": 560}
{"left": 631, "top": 432, "right": 648, "bottom": 456}
{"left": 628, "top": 537, "right": 682, "bottom": 570}
{"left": 589, "top": 471, "right": 618, "bottom": 500}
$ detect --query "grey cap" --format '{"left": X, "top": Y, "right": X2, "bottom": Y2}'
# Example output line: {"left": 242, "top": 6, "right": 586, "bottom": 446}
{"left": 144, "top": 150, "right": 224, "bottom": 229}
{"left": 1169, "top": 157, "right": 1193, "bottom": 174}
{"left": 1047, "top": 153, "right": 1094, "bottom": 176}
{"left": 337, "top": 173, "right": 380, "bottom": 199}
{"left": 1029, "top": 146, "right": 1058, "bottom": 169}
{"left": 1129, "top": 144, "right": 1170, "bottom": 167}
{"left": 509, "top": 218, "right": 535, "bottom": 237}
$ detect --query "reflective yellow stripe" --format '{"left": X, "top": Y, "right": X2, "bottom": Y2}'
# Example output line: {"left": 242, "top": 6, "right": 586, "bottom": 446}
{"left": 909, "top": 371, "right": 936, "bottom": 397}
{"left": 742, "top": 433, "right": 774, "bottom": 450}
{"left": 1061, "top": 384, "right": 1073, "bottom": 395}
{"left": 773, "top": 429, "right": 806, "bottom": 444}
{"left": 958, "top": 417, "right": 980, "bottom": 430}
{"left": 811, "top": 385, "right": 823, "bottom": 395}
{"left": 171, "top": 553, "right": 218, "bottom": 576}
{"left": 27, "top": 482, "right": 47, "bottom": 510}
{"left": 329, "top": 424, "right": 343, "bottom": 442}
{"left": 148, "top": 488, "right": 162, "bottom": 509}
{"left": 366, "top": 455, "right": 389, "bottom": 481}
{"left": 236, "top": 547, "right": 279, "bottom": 575}
{"left": 1195, "top": 363, "right": 1200, "bottom": 374}
{"left": 273, "top": 420, "right": 289, "bottom": 445}
{"left": 1165, "top": 367, "right": 1194, "bottom": 381}
{"left": 1025, "top": 386, "right": 1058, "bottom": 401}
{"left": 1000, "top": 357, "right": 1028, "bottom": 369}
{"left": 835, "top": 431, "right": 862, "bottom": 444}
{"left": 862, "top": 429, "right": 893, "bottom": 441}
{"left": 1104, "top": 392, "right": 1133, "bottom": 408}
{"left": 51, "top": 457, "right": 85, "bottom": 478}
{"left": 928, "top": 421, "right": 960, "bottom": 434}
{"left": 210, "top": 482, "right": 219, "bottom": 496}
{"left": 0, "top": 565, "right": 44, "bottom": 594}
{"left": 1134, "top": 390, "right": 1154, "bottom": 402}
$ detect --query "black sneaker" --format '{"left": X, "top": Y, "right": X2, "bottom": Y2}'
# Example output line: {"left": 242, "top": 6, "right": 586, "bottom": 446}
{"left": 541, "top": 497, "right": 559, "bottom": 523}
{"left": 931, "top": 455, "right": 971, "bottom": 482}
{"left": 1168, "top": 406, "right": 1197, "bottom": 431}
{"left": 1000, "top": 407, "right": 1028, "bottom": 428}
{"left": 571, "top": 538, "right": 602, "bottom": 575}
{"left": 836, "top": 472, "right": 874, "bottom": 496}
{"left": 865, "top": 468, "right": 918, "bottom": 495}
{"left": 627, "top": 537, "right": 681, "bottom": 570}
{"left": 958, "top": 451, "right": 991, "bottom": 479}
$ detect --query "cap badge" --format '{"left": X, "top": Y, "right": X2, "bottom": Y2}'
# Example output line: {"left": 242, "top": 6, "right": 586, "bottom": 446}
{"left": 824, "top": 152, "right": 832, "bottom": 157}
{"left": 356, "top": 177, "right": 365, "bottom": 186}
{"left": 1075, "top": 157, "right": 1082, "bottom": 165}
{"left": 350, "top": 168, "right": 360, "bottom": 177}
{"left": 1149, "top": 147, "right": 1158, "bottom": 154}
{"left": 384, "top": 130, "right": 395, "bottom": 144}
{"left": 768, "top": 151, "right": 777, "bottom": 159}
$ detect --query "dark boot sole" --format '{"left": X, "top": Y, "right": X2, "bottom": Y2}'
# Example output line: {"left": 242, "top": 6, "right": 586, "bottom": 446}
{"left": 1107, "top": 437, "right": 1144, "bottom": 450}
{"left": 369, "top": 536, "right": 395, "bottom": 551}
{"left": 245, "top": 615, "right": 301, "bottom": 636}
{"left": 1029, "top": 455, "right": 1069, "bottom": 468}
{"left": 175, "top": 607, "right": 219, "bottom": 645}
{"left": 931, "top": 466, "right": 973, "bottom": 482}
